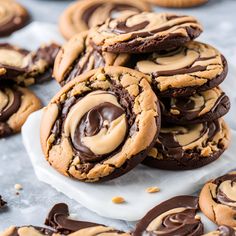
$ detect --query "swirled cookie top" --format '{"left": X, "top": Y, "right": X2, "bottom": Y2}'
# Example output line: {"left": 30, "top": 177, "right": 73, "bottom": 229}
{"left": 136, "top": 41, "right": 226, "bottom": 92}
{"left": 41, "top": 67, "right": 159, "bottom": 182}
{"left": 90, "top": 12, "right": 202, "bottom": 49}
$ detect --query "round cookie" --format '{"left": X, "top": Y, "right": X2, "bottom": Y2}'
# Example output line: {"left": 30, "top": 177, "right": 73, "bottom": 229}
{"left": 59, "top": 0, "right": 151, "bottom": 40}
{"left": 133, "top": 195, "right": 203, "bottom": 236}
{"left": 135, "top": 41, "right": 228, "bottom": 97}
{"left": 54, "top": 32, "right": 130, "bottom": 86}
{"left": 89, "top": 12, "right": 203, "bottom": 54}
{"left": 0, "top": 0, "right": 29, "bottom": 37}
{"left": 45, "top": 203, "right": 130, "bottom": 235}
{"left": 199, "top": 172, "right": 236, "bottom": 227}
{"left": 160, "top": 87, "right": 230, "bottom": 125}
{"left": 0, "top": 43, "right": 60, "bottom": 86}
{"left": 144, "top": 119, "right": 230, "bottom": 170}
{"left": 41, "top": 67, "right": 160, "bottom": 182}
{"left": 0, "top": 83, "right": 42, "bottom": 137}
{"left": 145, "top": 0, "right": 208, "bottom": 8}
{"left": 203, "top": 226, "right": 236, "bottom": 236}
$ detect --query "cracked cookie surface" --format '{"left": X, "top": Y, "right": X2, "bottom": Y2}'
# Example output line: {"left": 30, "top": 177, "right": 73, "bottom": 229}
{"left": 133, "top": 195, "right": 203, "bottom": 236}
{"left": 89, "top": 12, "right": 202, "bottom": 53}
{"left": 199, "top": 172, "right": 236, "bottom": 227}
{"left": 41, "top": 66, "right": 160, "bottom": 182}
{"left": 0, "top": 83, "right": 42, "bottom": 137}
{"left": 135, "top": 41, "right": 227, "bottom": 97}
{"left": 144, "top": 118, "right": 230, "bottom": 170}
{"left": 54, "top": 32, "right": 130, "bottom": 86}
{"left": 59, "top": 0, "right": 150, "bottom": 40}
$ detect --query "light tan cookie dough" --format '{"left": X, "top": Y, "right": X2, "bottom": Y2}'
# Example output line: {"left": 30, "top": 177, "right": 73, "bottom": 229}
{"left": 144, "top": 0, "right": 208, "bottom": 8}
{"left": 135, "top": 41, "right": 228, "bottom": 97}
{"left": 59, "top": 0, "right": 151, "bottom": 40}
{"left": 54, "top": 32, "right": 130, "bottom": 86}
{"left": 41, "top": 66, "right": 160, "bottom": 182}
{"left": 0, "top": 84, "right": 42, "bottom": 137}
{"left": 89, "top": 12, "right": 202, "bottom": 53}
{"left": 199, "top": 172, "right": 236, "bottom": 227}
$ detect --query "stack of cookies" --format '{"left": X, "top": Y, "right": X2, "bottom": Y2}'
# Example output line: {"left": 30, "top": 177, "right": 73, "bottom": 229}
{"left": 42, "top": 3, "right": 231, "bottom": 182}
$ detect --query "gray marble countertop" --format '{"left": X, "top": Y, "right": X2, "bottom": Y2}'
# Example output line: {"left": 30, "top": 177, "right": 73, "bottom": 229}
{"left": 1, "top": 0, "right": 236, "bottom": 232}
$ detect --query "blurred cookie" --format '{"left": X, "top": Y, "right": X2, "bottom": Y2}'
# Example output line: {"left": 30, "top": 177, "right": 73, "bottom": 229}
{"left": 0, "top": 0, "right": 30, "bottom": 37}
{"left": 204, "top": 226, "right": 236, "bottom": 236}
{"left": 135, "top": 41, "right": 228, "bottom": 97}
{"left": 89, "top": 12, "right": 202, "bottom": 54}
{"left": 199, "top": 172, "right": 236, "bottom": 227}
{"left": 0, "top": 83, "right": 41, "bottom": 137}
{"left": 144, "top": 119, "right": 230, "bottom": 170}
{"left": 0, "top": 43, "right": 60, "bottom": 86}
{"left": 59, "top": 0, "right": 151, "bottom": 39}
{"left": 146, "top": 0, "right": 208, "bottom": 8}
{"left": 54, "top": 32, "right": 130, "bottom": 86}
{"left": 161, "top": 87, "right": 230, "bottom": 125}
{"left": 133, "top": 195, "right": 203, "bottom": 236}
{"left": 41, "top": 67, "right": 160, "bottom": 182}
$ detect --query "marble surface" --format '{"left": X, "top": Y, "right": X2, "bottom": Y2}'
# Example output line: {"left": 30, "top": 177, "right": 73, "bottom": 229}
{"left": 1, "top": 0, "right": 236, "bottom": 232}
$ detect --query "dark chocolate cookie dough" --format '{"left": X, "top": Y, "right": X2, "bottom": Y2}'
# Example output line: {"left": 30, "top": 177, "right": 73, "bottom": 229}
{"left": 144, "top": 119, "right": 230, "bottom": 170}
{"left": 133, "top": 195, "right": 203, "bottom": 236}
{"left": 89, "top": 12, "right": 202, "bottom": 53}
{"left": 41, "top": 67, "right": 160, "bottom": 182}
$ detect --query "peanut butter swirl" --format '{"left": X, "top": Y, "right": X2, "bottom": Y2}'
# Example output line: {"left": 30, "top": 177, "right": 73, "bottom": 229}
{"left": 89, "top": 12, "right": 203, "bottom": 53}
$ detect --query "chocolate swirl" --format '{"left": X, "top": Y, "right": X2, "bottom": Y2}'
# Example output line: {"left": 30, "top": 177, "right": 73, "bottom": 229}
{"left": 133, "top": 196, "right": 203, "bottom": 236}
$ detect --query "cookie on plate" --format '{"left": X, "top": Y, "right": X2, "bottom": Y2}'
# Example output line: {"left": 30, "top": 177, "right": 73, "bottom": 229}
{"left": 160, "top": 87, "right": 230, "bottom": 124}
{"left": 41, "top": 67, "right": 160, "bottom": 182}
{"left": 0, "top": 43, "right": 60, "bottom": 86}
{"left": 199, "top": 172, "right": 236, "bottom": 227}
{"left": 133, "top": 195, "right": 203, "bottom": 236}
{"left": 0, "top": 83, "right": 42, "bottom": 137}
{"left": 203, "top": 226, "right": 236, "bottom": 236}
{"left": 144, "top": 119, "right": 230, "bottom": 170}
{"left": 54, "top": 32, "right": 130, "bottom": 86}
{"left": 135, "top": 41, "right": 228, "bottom": 97}
{"left": 45, "top": 203, "right": 130, "bottom": 235}
{"left": 146, "top": 0, "right": 208, "bottom": 8}
{"left": 0, "top": 0, "right": 30, "bottom": 37}
{"left": 89, "top": 12, "right": 202, "bottom": 54}
{"left": 59, "top": 0, "right": 151, "bottom": 40}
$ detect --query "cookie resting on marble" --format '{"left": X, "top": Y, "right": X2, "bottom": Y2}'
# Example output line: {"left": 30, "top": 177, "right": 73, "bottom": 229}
{"left": 41, "top": 66, "right": 160, "bottom": 182}
{"left": 133, "top": 195, "right": 203, "bottom": 236}
{"left": 199, "top": 172, "right": 236, "bottom": 227}
{"left": 145, "top": 0, "right": 208, "bottom": 8}
{"left": 0, "top": 0, "right": 30, "bottom": 37}
{"left": 0, "top": 43, "right": 60, "bottom": 86}
{"left": 53, "top": 32, "right": 130, "bottom": 86}
{"left": 135, "top": 41, "right": 228, "bottom": 97}
{"left": 160, "top": 87, "right": 230, "bottom": 125}
{"left": 59, "top": 0, "right": 151, "bottom": 39}
{"left": 144, "top": 119, "right": 230, "bottom": 170}
{"left": 89, "top": 12, "right": 202, "bottom": 53}
{"left": 0, "top": 83, "right": 42, "bottom": 137}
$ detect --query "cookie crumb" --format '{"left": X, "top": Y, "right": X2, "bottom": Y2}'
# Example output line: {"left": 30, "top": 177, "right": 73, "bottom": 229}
{"left": 195, "top": 215, "right": 201, "bottom": 220}
{"left": 112, "top": 196, "right": 125, "bottom": 204}
{"left": 146, "top": 187, "right": 160, "bottom": 193}
{"left": 14, "top": 184, "right": 23, "bottom": 191}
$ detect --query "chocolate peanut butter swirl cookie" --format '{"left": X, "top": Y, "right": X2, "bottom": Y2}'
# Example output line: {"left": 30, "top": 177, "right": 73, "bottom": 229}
{"left": 0, "top": 83, "right": 42, "bottom": 137}
{"left": 199, "top": 172, "right": 236, "bottom": 227}
{"left": 161, "top": 87, "right": 230, "bottom": 124}
{"left": 144, "top": 119, "right": 230, "bottom": 170}
{"left": 59, "top": 0, "right": 150, "bottom": 39}
{"left": 135, "top": 41, "right": 228, "bottom": 97}
{"left": 89, "top": 12, "right": 202, "bottom": 53}
{"left": 41, "top": 67, "right": 160, "bottom": 182}
{"left": 54, "top": 32, "right": 130, "bottom": 86}
{"left": 204, "top": 226, "right": 236, "bottom": 236}
{"left": 0, "top": 0, "right": 29, "bottom": 37}
{"left": 133, "top": 196, "right": 203, "bottom": 236}
{"left": 0, "top": 43, "right": 60, "bottom": 86}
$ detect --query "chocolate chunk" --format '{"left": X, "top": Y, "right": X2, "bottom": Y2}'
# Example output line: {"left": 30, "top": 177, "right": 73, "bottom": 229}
{"left": 0, "top": 195, "right": 7, "bottom": 209}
